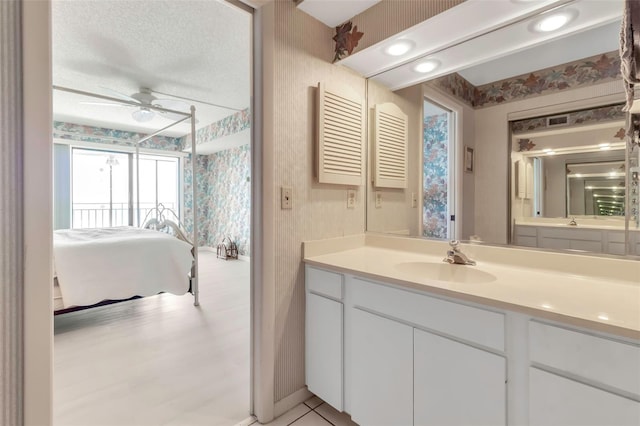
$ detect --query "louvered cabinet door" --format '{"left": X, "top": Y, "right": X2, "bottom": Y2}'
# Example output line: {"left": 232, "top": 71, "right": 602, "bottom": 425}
{"left": 374, "top": 102, "right": 408, "bottom": 189}
{"left": 316, "top": 82, "right": 365, "bottom": 186}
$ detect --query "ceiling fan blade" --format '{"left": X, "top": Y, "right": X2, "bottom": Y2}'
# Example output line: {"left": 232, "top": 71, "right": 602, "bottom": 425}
{"left": 79, "top": 101, "right": 133, "bottom": 107}
{"left": 98, "top": 86, "right": 142, "bottom": 104}
{"left": 153, "top": 98, "right": 190, "bottom": 111}
{"left": 153, "top": 99, "right": 197, "bottom": 122}
{"left": 157, "top": 111, "right": 199, "bottom": 124}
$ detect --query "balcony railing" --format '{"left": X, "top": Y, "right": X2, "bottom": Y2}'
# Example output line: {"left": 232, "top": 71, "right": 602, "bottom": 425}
{"left": 72, "top": 202, "right": 176, "bottom": 229}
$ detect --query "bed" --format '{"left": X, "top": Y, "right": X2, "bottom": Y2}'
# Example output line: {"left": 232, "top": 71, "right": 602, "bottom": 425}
{"left": 52, "top": 87, "right": 201, "bottom": 313}
{"left": 53, "top": 216, "right": 196, "bottom": 312}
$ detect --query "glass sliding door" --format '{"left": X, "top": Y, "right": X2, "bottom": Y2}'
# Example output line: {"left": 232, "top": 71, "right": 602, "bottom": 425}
{"left": 135, "top": 154, "right": 180, "bottom": 225}
{"left": 71, "top": 148, "right": 129, "bottom": 228}
{"left": 70, "top": 147, "right": 180, "bottom": 229}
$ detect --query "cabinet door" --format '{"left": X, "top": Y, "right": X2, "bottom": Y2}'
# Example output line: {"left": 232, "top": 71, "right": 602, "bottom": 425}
{"left": 414, "top": 328, "right": 506, "bottom": 426}
{"left": 530, "top": 367, "right": 640, "bottom": 426}
{"left": 350, "top": 308, "right": 413, "bottom": 426}
{"left": 306, "top": 293, "right": 343, "bottom": 411}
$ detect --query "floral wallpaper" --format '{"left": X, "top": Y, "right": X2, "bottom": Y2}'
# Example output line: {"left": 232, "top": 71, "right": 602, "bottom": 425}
{"left": 188, "top": 108, "right": 251, "bottom": 146}
{"left": 431, "top": 73, "right": 477, "bottom": 108}
{"left": 205, "top": 144, "right": 251, "bottom": 256}
{"left": 432, "top": 51, "right": 622, "bottom": 109}
{"left": 53, "top": 121, "right": 251, "bottom": 255}
{"left": 511, "top": 103, "right": 626, "bottom": 134}
{"left": 423, "top": 113, "right": 449, "bottom": 239}
{"left": 183, "top": 154, "right": 210, "bottom": 247}
{"left": 53, "top": 121, "right": 183, "bottom": 151}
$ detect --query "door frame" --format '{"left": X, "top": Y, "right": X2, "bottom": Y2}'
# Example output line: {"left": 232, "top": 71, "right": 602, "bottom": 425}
{"left": 421, "top": 85, "right": 464, "bottom": 240}
{"left": 22, "top": 1, "right": 271, "bottom": 424}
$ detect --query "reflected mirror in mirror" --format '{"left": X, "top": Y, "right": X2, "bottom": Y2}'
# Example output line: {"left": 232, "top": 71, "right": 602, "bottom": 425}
{"left": 360, "top": 0, "right": 638, "bottom": 257}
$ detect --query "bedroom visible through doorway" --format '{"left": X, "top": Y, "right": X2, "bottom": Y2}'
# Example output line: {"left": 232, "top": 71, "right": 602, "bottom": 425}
{"left": 51, "top": 0, "right": 254, "bottom": 424}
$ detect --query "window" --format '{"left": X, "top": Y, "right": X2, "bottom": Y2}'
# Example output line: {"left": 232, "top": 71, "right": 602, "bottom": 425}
{"left": 70, "top": 147, "right": 180, "bottom": 229}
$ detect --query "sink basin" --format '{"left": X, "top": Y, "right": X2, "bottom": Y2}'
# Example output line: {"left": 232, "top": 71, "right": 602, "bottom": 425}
{"left": 395, "top": 262, "right": 497, "bottom": 284}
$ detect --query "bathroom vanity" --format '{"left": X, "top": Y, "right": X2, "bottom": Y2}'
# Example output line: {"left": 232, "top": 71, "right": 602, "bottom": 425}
{"left": 513, "top": 217, "right": 640, "bottom": 256}
{"left": 303, "top": 234, "right": 640, "bottom": 426}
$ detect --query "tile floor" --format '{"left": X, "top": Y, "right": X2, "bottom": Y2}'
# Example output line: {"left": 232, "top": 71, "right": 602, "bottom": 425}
{"left": 247, "top": 396, "right": 358, "bottom": 426}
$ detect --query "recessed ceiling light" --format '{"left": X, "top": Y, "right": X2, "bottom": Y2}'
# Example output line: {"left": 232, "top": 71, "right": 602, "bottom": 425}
{"left": 546, "top": 150, "right": 556, "bottom": 155}
{"left": 599, "top": 143, "right": 611, "bottom": 151}
{"left": 574, "top": 173, "right": 582, "bottom": 178}
{"left": 383, "top": 39, "right": 415, "bottom": 56}
{"left": 531, "top": 9, "right": 577, "bottom": 33}
{"left": 413, "top": 59, "right": 440, "bottom": 74}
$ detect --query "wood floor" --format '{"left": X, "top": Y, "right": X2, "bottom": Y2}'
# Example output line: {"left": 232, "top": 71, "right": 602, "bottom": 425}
{"left": 54, "top": 251, "right": 250, "bottom": 426}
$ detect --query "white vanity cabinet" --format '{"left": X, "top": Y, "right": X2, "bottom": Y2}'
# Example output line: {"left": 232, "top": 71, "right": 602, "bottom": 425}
{"left": 305, "top": 267, "right": 344, "bottom": 411}
{"left": 347, "top": 276, "right": 506, "bottom": 426}
{"left": 351, "top": 308, "right": 413, "bottom": 426}
{"left": 414, "top": 328, "right": 506, "bottom": 426}
{"left": 304, "top": 264, "right": 640, "bottom": 426}
{"left": 528, "top": 321, "right": 640, "bottom": 426}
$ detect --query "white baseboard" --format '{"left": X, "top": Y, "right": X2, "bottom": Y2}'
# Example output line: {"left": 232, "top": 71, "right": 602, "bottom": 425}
{"left": 274, "top": 387, "right": 313, "bottom": 419}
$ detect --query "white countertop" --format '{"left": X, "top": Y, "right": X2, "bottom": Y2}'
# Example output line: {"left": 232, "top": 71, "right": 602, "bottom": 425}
{"left": 304, "top": 235, "right": 640, "bottom": 340}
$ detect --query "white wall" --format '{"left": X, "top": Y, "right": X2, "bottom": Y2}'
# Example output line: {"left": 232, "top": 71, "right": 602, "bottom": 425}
{"left": 23, "top": 1, "right": 54, "bottom": 425}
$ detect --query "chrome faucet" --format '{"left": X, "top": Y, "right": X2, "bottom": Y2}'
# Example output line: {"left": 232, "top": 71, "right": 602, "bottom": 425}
{"left": 444, "top": 240, "right": 476, "bottom": 266}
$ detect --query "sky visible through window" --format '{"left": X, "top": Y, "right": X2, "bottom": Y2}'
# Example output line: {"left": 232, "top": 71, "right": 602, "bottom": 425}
{"left": 72, "top": 148, "right": 179, "bottom": 228}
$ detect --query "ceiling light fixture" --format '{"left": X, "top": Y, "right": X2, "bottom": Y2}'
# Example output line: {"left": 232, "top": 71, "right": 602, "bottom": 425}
{"left": 599, "top": 142, "right": 611, "bottom": 151}
{"left": 531, "top": 9, "right": 577, "bottom": 33}
{"left": 132, "top": 108, "right": 155, "bottom": 123}
{"left": 413, "top": 59, "right": 440, "bottom": 74}
{"left": 384, "top": 39, "right": 415, "bottom": 56}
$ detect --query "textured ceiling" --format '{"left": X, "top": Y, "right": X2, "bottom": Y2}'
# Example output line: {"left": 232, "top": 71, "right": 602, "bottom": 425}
{"left": 52, "top": 0, "right": 251, "bottom": 138}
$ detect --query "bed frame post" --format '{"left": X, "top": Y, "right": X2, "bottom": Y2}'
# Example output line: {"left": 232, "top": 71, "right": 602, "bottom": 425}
{"left": 191, "top": 105, "right": 200, "bottom": 306}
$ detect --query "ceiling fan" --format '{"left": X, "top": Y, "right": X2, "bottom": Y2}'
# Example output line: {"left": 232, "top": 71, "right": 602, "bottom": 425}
{"left": 80, "top": 87, "right": 193, "bottom": 123}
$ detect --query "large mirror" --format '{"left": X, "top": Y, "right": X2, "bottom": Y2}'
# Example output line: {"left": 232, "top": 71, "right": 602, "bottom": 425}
{"left": 358, "top": 0, "right": 640, "bottom": 257}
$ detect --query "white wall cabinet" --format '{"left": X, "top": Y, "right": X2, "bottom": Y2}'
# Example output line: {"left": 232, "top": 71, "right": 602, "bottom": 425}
{"left": 304, "top": 265, "right": 640, "bottom": 426}
{"left": 414, "top": 328, "right": 506, "bottom": 426}
{"left": 350, "top": 308, "right": 413, "bottom": 426}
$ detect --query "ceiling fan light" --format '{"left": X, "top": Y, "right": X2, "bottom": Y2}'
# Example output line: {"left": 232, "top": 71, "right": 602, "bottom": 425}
{"left": 132, "top": 108, "right": 154, "bottom": 122}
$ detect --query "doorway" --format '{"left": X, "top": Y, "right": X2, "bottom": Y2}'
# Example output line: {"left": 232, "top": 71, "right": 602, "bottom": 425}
{"left": 422, "top": 98, "right": 457, "bottom": 240}
{"left": 50, "top": 1, "right": 254, "bottom": 424}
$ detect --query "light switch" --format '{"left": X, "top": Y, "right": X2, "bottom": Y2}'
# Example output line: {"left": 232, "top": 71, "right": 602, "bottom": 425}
{"left": 281, "top": 187, "right": 292, "bottom": 209}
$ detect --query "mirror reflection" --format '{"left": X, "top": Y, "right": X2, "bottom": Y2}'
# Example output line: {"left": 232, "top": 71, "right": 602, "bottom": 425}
{"left": 363, "top": 1, "right": 639, "bottom": 256}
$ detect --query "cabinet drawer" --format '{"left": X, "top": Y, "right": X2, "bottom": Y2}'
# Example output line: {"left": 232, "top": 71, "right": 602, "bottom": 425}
{"left": 529, "top": 367, "right": 640, "bottom": 426}
{"left": 515, "top": 225, "right": 537, "bottom": 237}
{"left": 307, "top": 266, "right": 343, "bottom": 300}
{"left": 351, "top": 278, "right": 505, "bottom": 351}
{"left": 529, "top": 321, "right": 640, "bottom": 396}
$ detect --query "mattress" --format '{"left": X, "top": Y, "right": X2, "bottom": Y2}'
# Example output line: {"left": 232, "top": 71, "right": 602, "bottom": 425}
{"left": 53, "top": 227, "right": 193, "bottom": 309}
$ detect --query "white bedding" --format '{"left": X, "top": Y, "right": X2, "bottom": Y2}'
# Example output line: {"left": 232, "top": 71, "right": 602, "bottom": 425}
{"left": 53, "top": 227, "right": 193, "bottom": 308}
